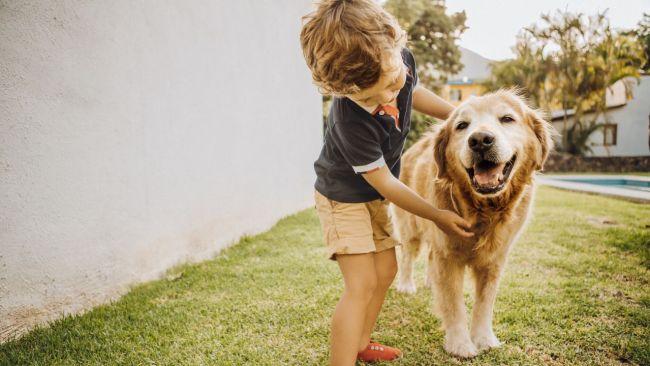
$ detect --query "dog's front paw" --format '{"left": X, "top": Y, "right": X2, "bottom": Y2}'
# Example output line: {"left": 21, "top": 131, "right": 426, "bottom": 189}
{"left": 471, "top": 329, "right": 501, "bottom": 351}
{"left": 395, "top": 280, "right": 417, "bottom": 294}
{"left": 444, "top": 333, "right": 478, "bottom": 358}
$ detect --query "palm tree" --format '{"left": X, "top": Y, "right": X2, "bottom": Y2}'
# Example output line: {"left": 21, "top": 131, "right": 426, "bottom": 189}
{"left": 483, "top": 31, "right": 555, "bottom": 110}
{"left": 485, "top": 10, "right": 646, "bottom": 155}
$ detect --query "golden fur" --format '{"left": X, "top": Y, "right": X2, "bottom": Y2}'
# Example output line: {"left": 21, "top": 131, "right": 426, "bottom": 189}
{"left": 390, "top": 90, "right": 555, "bottom": 358}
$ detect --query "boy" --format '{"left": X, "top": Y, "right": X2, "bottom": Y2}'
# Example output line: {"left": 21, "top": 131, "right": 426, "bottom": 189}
{"left": 300, "top": 1, "right": 473, "bottom": 364}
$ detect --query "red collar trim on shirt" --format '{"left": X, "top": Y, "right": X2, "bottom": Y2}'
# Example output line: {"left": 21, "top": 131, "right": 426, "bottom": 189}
{"left": 372, "top": 104, "right": 400, "bottom": 129}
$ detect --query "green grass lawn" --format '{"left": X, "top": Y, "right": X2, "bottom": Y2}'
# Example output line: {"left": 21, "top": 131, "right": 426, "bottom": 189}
{"left": 1, "top": 187, "right": 649, "bottom": 366}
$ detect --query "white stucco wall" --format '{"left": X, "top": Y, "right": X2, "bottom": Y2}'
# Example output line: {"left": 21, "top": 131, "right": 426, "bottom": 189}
{"left": 0, "top": 0, "right": 322, "bottom": 341}
{"left": 551, "top": 76, "right": 650, "bottom": 157}
{"left": 587, "top": 77, "right": 650, "bottom": 157}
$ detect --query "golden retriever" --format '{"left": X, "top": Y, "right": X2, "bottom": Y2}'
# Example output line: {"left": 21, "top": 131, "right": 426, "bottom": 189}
{"left": 390, "top": 90, "right": 554, "bottom": 358}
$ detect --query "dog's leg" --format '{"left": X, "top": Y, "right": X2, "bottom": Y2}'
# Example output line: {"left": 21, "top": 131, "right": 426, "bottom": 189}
{"left": 395, "top": 239, "right": 420, "bottom": 294}
{"left": 432, "top": 256, "right": 478, "bottom": 358}
{"left": 424, "top": 242, "right": 434, "bottom": 288}
{"left": 470, "top": 264, "right": 503, "bottom": 351}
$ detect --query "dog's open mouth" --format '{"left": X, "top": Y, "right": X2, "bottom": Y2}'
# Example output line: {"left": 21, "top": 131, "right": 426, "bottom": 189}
{"left": 465, "top": 155, "right": 516, "bottom": 194}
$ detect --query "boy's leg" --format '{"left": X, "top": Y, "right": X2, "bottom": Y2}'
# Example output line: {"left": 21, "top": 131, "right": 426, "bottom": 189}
{"left": 331, "top": 252, "right": 378, "bottom": 366}
{"left": 358, "top": 247, "right": 398, "bottom": 350}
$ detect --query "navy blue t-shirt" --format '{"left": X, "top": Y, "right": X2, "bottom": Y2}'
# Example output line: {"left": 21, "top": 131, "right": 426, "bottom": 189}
{"left": 313, "top": 47, "right": 419, "bottom": 203}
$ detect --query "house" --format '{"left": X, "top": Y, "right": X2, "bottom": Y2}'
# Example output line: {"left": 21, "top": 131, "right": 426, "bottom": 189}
{"left": 550, "top": 75, "right": 650, "bottom": 157}
{"left": 440, "top": 45, "right": 650, "bottom": 158}
{"left": 441, "top": 47, "right": 492, "bottom": 105}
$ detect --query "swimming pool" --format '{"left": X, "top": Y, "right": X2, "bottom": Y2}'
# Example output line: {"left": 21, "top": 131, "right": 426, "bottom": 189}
{"left": 561, "top": 178, "right": 650, "bottom": 192}
{"left": 537, "top": 174, "right": 650, "bottom": 202}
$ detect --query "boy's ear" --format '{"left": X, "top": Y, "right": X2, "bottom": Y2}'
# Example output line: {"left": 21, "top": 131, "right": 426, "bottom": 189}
{"left": 433, "top": 123, "right": 450, "bottom": 179}
{"left": 527, "top": 108, "right": 556, "bottom": 171}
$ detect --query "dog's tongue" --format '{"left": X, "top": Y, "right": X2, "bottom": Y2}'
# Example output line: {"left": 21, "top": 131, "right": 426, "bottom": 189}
{"left": 474, "top": 163, "right": 505, "bottom": 187}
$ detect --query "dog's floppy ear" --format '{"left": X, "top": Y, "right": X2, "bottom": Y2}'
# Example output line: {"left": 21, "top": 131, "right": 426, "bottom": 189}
{"left": 433, "top": 123, "right": 450, "bottom": 179}
{"left": 528, "top": 108, "right": 556, "bottom": 171}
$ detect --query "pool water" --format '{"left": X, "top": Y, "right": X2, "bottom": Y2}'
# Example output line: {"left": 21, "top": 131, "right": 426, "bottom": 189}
{"left": 562, "top": 178, "right": 650, "bottom": 192}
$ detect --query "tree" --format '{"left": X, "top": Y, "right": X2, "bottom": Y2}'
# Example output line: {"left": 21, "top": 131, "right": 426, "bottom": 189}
{"left": 384, "top": 0, "right": 467, "bottom": 90}
{"left": 482, "top": 32, "right": 555, "bottom": 111}
{"left": 624, "top": 13, "right": 650, "bottom": 72}
{"left": 384, "top": 0, "right": 467, "bottom": 149}
{"left": 483, "top": 10, "right": 646, "bottom": 156}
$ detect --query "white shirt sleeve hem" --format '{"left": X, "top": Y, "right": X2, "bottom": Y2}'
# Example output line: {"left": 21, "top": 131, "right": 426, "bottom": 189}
{"left": 352, "top": 156, "right": 386, "bottom": 174}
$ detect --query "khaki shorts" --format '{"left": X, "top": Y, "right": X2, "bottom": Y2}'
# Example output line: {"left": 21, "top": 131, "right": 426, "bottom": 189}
{"left": 313, "top": 189, "right": 401, "bottom": 261}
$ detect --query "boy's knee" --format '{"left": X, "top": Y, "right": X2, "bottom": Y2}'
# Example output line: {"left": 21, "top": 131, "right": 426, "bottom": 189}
{"left": 377, "top": 260, "right": 398, "bottom": 288}
{"left": 346, "top": 276, "right": 378, "bottom": 301}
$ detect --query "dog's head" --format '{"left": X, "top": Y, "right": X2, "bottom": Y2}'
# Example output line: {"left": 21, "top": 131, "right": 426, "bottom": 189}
{"left": 433, "top": 89, "right": 555, "bottom": 197}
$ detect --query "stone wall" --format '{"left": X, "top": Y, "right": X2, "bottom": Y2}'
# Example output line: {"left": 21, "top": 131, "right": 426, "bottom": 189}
{"left": 544, "top": 153, "right": 650, "bottom": 173}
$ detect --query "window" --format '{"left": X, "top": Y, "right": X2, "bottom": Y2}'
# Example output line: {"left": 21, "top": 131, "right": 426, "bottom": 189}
{"left": 450, "top": 89, "right": 462, "bottom": 102}
{"left": 603, "top": 124, "right": 617, "bottom": 146}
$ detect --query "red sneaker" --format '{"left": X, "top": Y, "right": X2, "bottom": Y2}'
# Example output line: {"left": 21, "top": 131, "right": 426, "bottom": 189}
{"left": 357, "top": 340, "right": 403, "bottom": 362}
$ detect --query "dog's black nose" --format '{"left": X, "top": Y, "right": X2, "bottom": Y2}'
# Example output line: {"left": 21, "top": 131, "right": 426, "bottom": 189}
{"left": 468, "top": 131, "right": 495, "bottom": 153}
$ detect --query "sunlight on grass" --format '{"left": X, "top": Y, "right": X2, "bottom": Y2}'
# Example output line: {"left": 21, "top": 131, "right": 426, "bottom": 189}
{"left": 1, "top": 187, "right": 648, "bottom": 365}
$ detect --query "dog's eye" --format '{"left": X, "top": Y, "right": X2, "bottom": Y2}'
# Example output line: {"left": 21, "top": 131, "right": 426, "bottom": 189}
{"left": 456, "top": 121, "right": 469, "bottom": 130}
{"left": 499, "top": 115, "right": 515, "bottom": 123}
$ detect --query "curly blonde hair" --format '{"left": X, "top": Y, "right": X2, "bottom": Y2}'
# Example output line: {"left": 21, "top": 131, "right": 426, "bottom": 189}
{"left": 300, "top": 0, "right": 407, "bottom": 96}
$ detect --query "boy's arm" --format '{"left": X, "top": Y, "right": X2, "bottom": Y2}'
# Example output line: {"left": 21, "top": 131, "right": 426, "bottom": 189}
{"left": 412, "top": 85, "right": 455, "bottom": 120}
{"left": 362, "top": 165, "right": 473, "bottom": 238}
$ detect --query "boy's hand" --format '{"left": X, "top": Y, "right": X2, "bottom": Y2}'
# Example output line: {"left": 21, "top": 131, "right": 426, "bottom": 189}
{"left": 361, "top": 165, "right": 474, "bottom": 238}
{"left": 431, "top": 209, "right": 474, "bottom": 238}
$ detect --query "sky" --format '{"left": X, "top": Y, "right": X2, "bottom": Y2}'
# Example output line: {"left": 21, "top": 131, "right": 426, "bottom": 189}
{"left": 438, "top": 0, "right": 648, "bottom": 60}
